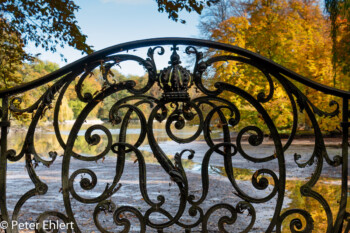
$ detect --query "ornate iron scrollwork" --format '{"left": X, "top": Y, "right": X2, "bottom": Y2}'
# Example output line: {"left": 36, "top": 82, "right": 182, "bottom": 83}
{"left": 0, "top": 38, "right": 349, "bottom": 232}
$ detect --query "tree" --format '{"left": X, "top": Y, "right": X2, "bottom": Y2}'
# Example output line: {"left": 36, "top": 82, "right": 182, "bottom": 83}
{"left": 325, "top": 0, "right": 350, "bottom": 81}
{"left": 325, "top": 0, "right": 350, "bottom": 49}
{"left": 1, "top": 0, "right": 348, "bottom": 92}
{"left": 0, "top": 0, "right": 220, "bottom": 90}
{"left": 160, "top": 0, "right": 348, "bottom": 83}
{"left": 10, "top": 59, "right": 64, "bottom": 123}
{"left": 0, "top": 18, "right": 29, "bottom": 89}
{"left": 0, "top": 0, "right": 93, "bottom": 90}
{"left": 0, "top": 0, "right": 93, "bottom": 54}
{"left": 0, "top": 0, "right": 218, "bottom": 61}
{"left": 163, "top": 0, "right": 348, "bottom": 84}
{"left": 199, "top": 0, "right": 342, "bottom": 132}
{"left": 198, "top": 0, "right": 243, "bottom": 37}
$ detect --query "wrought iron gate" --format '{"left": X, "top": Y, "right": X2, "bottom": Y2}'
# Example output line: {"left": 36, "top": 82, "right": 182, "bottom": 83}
{"left": 0, "top": 38, "right": 349, "bottom": 232}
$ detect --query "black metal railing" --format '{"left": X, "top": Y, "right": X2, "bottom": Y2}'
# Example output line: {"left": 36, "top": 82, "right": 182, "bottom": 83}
{"left": 0, "top": 38, "right": 349, "bottom": 232}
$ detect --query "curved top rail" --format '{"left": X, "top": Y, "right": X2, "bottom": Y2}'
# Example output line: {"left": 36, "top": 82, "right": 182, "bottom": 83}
{"left": 0, "top": 37, "right": 349, "bottom": 98}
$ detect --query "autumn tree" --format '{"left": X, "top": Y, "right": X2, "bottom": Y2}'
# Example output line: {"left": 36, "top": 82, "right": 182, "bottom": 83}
{"left": 199, "top": 0, "right": 341, "bottom": 132}
{"left": 0, "top": 18, "right": 29, "bottom": 89}
{"left": 163, "top": 0, "right": 348, "bottom": 88}
{"left": 326, "top": 0, "right": 350, "bottom": 89}
{"left": 10, "top": 59, "right": 75, "bottom": 124}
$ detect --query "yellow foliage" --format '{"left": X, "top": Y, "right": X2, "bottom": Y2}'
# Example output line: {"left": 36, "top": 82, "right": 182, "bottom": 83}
{"left": 205, "top": 0, "right": 344, "bottom": 132}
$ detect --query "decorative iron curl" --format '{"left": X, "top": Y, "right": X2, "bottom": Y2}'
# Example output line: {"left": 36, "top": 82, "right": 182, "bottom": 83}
{"left": 236, "top": 168, "right": 279, "bottom": 203}
{"left": 296, "top": 150, "right": 334, "bottom": 233}
{"left": 68, "top": 167, "right": 122, "bottom": 204}
{"left": 109, "top": 102, "right": 148, "bottom": 152}
{"left": 111, "top": 142, "right": 165, "bottom": 208}
{"left": 185, "top": 45, "right": 203, "bottom": 88}
{"left": 309, "top": 99, "right": 340, "bottom": 118}
{"left": 101, "top": 54, "right": 158, "bottom": 94}
{"left": 288, "top": 81, "right": 342, "bottom": 168}
{"left": 70, "top": 124, "right": 113, "bottom": 161}
{"left": 155, "top": 104, "right": 168, "bottom": 122}
{"left": 147, "top": 46, "right": 165, "bottom": 72}
{"left": 188, "top": 142, "right": 237, "bottom": 205}
{"left": 202, "top": 103, "right": 240, "bottom": 156}
{"left": 93, "top": 200, "right": 116, "bottom": 233}
{"left": 11, "top": 152, "right": 50, "bottom": 232}
{"left": 194, "top": 55, "right": 275, "bottom": 102}
{"left": 202, "top": 202, "right": 256, "bottom": 233}
{"left": 277, "top": 209, "right": 314, "bottom": 233}
{"left": 113, "top": 206, "right": 146, "bottom": 233}
{"left": 176, "top": 205, "right": 204, "bottom": 229}
{"left": 236, "top": 126, "right": 276, "bottom": 163}
{"left": 172, "top": 150, "right": 206, "bottom": 229}
{"left": 193, "top": 96, "right": 240, "bottom": 126}
{"left": 36, "top": 211, "right": 73, "bottom": 233}
{"left": 165, "top": 101, "right": 203, "bottom": 143}
{"left": 9, "top": 96, "right": 43, "bottom": 113}
{"left": 75, "top": 64, "right": 99, "bottom": 103}
{"left": 7, "top": 71, "right": 80, "bottom": 163}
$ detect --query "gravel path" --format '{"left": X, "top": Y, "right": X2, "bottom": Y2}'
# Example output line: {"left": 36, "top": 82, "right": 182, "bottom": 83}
{"left": 6, "top": 154, "right": 286, "bottom": 232}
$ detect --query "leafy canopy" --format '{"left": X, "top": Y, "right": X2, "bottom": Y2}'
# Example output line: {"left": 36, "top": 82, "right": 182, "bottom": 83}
{"left": 0, "top": 0, "right": 93, "bottom": 89}
{"left": 0, "top": 0, "right": 93, "bottom": 55}
{"left": 200, "top": 0, "right": 346, "bottom": 132}
{"left": 1, "top": 0, "right": 348, "bottom": 90}
{"left": 0, "top": 0, "right": 220, "bottom": 88}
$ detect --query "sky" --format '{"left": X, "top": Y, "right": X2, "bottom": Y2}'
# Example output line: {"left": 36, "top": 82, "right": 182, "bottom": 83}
{"left": 25, "top": 0, "right": 204, "bottom": 75}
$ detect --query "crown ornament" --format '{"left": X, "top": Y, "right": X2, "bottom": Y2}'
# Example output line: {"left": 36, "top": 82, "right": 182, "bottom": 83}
{"left": 158, "top": 45, "right": 193, "bottom": 102}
